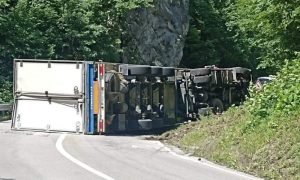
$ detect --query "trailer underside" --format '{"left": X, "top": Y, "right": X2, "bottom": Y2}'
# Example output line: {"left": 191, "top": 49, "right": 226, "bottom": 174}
{"left": 11, "top": 59, "right": 251, "bottom": 134}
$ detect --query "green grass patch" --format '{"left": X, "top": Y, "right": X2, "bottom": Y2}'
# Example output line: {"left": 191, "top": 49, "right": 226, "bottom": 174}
{"left": 161, "top": 107, "right": 300, "bottom": 179}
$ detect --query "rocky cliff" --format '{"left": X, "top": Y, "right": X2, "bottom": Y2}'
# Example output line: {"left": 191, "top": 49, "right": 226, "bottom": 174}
{"left": 123, "top": 0, "right": 189, "bottom": 67}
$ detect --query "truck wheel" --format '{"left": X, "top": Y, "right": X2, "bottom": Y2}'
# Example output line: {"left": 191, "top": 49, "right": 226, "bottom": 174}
{"left": 210, "top": 98, "right": 224, "bottom": 114}
{"left": 232, "top": 67, "right": 250, "bottom": 74}
{"left": 162, "top": 67, "right": 175, "bottom": 76}
{"left": 199, "top": 91, "right": 209, "bottom": 102}
{"left": 138, "top": 119, "right": 152, "bottom": 130}
{"left": 190, "top": 68, "right": 210, "bottom": 76}
{"left": 193, "top": 75, "right": 211, "bottom": 84}
{"left": 128, "top": 65, "right": 151, "bottom": 76}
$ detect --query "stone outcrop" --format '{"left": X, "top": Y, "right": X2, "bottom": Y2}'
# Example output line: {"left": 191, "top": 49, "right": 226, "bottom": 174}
{"left": 123, "top": 0, "right": 189, "bottom": 67}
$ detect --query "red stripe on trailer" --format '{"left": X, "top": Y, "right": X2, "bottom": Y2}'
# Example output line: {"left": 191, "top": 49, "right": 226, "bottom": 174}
{"left": 99, "top": 119, "right": 104, "bottom": 132}
{"left": 99, "top": 64, "right": 105, "bottom": 77}
{"left": 97, "top": 62, "right": 106, "bottom": 134}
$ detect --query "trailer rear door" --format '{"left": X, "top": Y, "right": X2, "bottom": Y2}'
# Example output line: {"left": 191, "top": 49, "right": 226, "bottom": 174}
{"left": 12, "top": 60, "right": 85, "bottom": 132}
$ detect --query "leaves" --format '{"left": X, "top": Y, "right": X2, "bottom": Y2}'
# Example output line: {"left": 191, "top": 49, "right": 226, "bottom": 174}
{"left": 225, "top": 0, "right": 300, "bottom": 73}
{"left": 183, "top": 0, "right": 299, "bottom": 76}
{"left": 181, "top": 0, "right": 246, "bottom": 68}
{"left": 245, "top": 56, "right": 300, "bottom": 129}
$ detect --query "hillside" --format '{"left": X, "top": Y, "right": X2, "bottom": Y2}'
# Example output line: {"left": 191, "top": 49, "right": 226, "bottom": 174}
{"left": 159, "top": 59, "right": 300, "bottom": 179}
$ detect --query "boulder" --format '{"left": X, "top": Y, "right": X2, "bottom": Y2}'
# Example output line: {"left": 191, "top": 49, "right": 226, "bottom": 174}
{"left": 123, "top": 0, "right": 189, "bottom": 67}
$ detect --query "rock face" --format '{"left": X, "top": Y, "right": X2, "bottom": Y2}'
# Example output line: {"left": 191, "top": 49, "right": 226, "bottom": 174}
{"left": 123, "top": 0, "right": 189, "bottom": 67}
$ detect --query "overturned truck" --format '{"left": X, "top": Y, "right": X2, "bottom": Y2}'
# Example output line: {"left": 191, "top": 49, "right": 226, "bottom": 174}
{"left": 12, "top": 59, "right": 251, "bottom": 134}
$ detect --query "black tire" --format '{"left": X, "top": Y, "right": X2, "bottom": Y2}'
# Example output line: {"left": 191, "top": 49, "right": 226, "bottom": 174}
{"left": 232, "top": 67, "right": 250, "bottom": 74}
{"left": 198, "top": 91, "right": 209, "bottom": 102}
{"left": 209, "top": 98, "right": 224, "bottom": 114}
{"left": 190, "top": 68, "right": 211, "bottom": 76}
{"left": 193, "top": 75, "right": 211, "bottom": 84}
{"left": 151, "top": 66, "right": 163, "bottom": 76}
{"left": 162, "top": 67, "right": 175, "bottom": 76}
{"left": 138, "top": 119, "right": 152, "bottom": 130}
{"left": 128, "top": 65, "right": 151, "bottom": 76}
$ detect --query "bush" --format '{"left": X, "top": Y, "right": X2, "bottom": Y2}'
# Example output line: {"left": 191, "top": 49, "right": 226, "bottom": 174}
{"left": 0, "top": 77, "right": 12, "bottom": 103}
{"left": 245, "top": 56, "right": 300, "bottom": 130}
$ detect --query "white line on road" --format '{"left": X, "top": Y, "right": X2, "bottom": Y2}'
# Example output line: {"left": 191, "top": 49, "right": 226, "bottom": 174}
{"left": 56, "top": 134, "right": 114, "bottom": 180}
{"left": 156, "top": 142, "right": 261, "bottom": 180}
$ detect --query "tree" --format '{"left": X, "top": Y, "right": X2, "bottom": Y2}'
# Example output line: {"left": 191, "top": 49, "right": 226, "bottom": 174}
{"left": 0, "top": 0, "right": 151, "bottom": 61}
{"left": 223, "top": 0, "right": 300, "bottom": 73}
{"left": 181, "top": 0, "right": 247, "bottom": 69}
{"left": 182, "top": 0, "right": 299, "bottom": 75}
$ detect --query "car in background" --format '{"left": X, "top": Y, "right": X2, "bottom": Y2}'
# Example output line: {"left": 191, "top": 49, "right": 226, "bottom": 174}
{"left": 255, "top": 76, "right": 275, "bottom": 90}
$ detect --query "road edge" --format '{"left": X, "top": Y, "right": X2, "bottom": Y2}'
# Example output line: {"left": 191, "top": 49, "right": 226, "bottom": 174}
{"left": 154, "top": 141, "right": 262, "bottom": 180}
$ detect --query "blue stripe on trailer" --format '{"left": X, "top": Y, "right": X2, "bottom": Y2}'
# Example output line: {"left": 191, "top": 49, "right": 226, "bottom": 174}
{"left": 86, "top": 63, "right": 94, "bottom": 134}
{"left": 85, "top": 64, "right": 90, "bottom": 133}
{"left": 89, "top": 64, "right": 94, "bottom": 134}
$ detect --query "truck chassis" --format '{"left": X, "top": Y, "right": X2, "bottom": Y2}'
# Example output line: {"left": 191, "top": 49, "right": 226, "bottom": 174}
{"left": 11, "top": 59, "right": 251, "bottom": 134}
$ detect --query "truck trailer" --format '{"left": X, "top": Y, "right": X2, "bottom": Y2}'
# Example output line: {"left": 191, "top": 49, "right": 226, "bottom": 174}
{"left": 11, "top": 59, "right": 251, "bottom": 134}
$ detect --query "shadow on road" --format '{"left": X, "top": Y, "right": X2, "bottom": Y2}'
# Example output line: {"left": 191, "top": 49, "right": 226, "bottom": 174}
{"left": 105, "top": 124, "right": 181, "bottom": 138}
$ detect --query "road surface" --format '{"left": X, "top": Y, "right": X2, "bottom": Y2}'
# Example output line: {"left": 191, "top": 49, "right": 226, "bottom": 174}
{"left": 0, "top": 121, "right": 260, "bottom": 180}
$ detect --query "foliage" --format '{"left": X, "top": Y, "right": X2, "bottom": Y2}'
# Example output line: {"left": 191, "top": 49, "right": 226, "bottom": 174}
{"left": 224, "top": 0, "right": 300, "bottom": 73}
{"left": 181, "top": 0, "right": 246, "bottom": 68}
{"left": 171, "top": 107, "right": 300, "bottom": 179}
{"left": 182, "top": 0, "right": 300, "bottom": 75}
{"left": 245, "top": 56, "right": 300, "bottom": 130}
{"left": 161, "top": 105, "right": 300, "bottom": 179}
{"left": 0, "top": 0, "right": 151, "bottom": 62}
{"left": 0, "top": 76, "right": 12, "bottom": 103}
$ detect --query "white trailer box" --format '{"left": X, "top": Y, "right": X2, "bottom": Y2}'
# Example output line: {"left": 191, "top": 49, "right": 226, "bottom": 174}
{"left": 12, "top": 60, "right": 86, "bottom": 133}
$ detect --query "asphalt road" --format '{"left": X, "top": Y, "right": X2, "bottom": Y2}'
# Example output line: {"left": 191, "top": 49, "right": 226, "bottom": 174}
{"left": 0, "top": 121, "right": 260, "bottom": 180}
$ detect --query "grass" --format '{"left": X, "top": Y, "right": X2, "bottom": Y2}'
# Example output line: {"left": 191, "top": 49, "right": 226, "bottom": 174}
{"left": 159, "top": 107, "right": 300, "bottom": 179}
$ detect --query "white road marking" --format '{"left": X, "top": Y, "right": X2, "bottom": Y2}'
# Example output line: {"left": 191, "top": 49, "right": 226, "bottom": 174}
{"left": 56, "top": 134, "right": 114, "bottom": 180}
{"left": 155, "top": 141, "right": 261, "bottom": 180}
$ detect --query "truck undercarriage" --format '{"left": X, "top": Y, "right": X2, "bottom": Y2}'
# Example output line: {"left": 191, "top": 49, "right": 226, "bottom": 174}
{"left": 11, "top": 59, "right": 251, "bottom": 134}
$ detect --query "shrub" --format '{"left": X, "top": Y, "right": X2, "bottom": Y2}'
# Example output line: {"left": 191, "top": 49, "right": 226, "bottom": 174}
{"left": 245, "top": 55, "right": 300, "bottom": 130}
